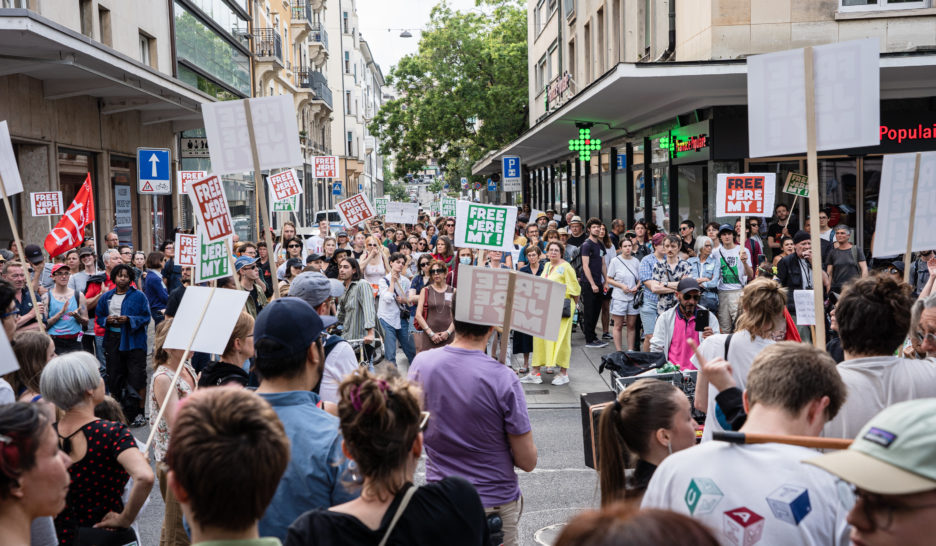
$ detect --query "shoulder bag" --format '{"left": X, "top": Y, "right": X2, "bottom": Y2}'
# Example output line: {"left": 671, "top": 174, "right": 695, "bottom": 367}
{"left": 378, "top": 484, "right": 419, "bottom": 546}
{"left": 546, "top": 263, "right": 572, "bottom": 318}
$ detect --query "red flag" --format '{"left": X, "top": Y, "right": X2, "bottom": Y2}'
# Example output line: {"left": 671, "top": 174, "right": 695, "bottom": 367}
{"left": 44, "top": 174, "right": 95, "bottom": 257}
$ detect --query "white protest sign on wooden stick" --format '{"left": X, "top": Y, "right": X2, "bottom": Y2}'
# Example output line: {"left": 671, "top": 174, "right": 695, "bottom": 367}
{"left": 174, "top": 232, "right": 198, "bottom": 267}
{"left": 454, "top": 201, "right": 518, "bottom": 253}
{"left": 336, "top": 193, "right": 377, "bottom": 228}
{"left": 385, "top": 201, "right": 419, "bottom": 224}
{"left": 187, "top": 175, "right": 240, "bottom": 289}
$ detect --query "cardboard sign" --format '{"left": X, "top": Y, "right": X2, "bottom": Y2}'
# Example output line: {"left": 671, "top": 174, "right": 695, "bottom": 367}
{"left": 30, "top": 191, "right": 63, "bottom": 216}
{"left": 454, "top": 201, "right": 517, "bottom": 253}
{"left": 454, "top": 265, "right": 566, "bottom": 341}
{"left": 385, "top": 201, "right": 419, "bottom": 224}
{"left": 873, "top": 152, "right": 936, "bottom": 257}
{"left": 794, "top": 290, "right": 816, "bottom": 325}
{"left": 175, "top": 232, "right": 198, "bottom": 267}
{"left": 715, "top": 173, "right": 777, "bottom": 218}
{"left": 782, "top": 172, "right": 810, "bottom": 197}
{"left": 336, "top": 193, "right": 376, "bottom": 227}
{"left": 194, "top": 229, "right": 232, "bottom": 284}
{"left": 272, "top": 195, "right": 298, "bottom": 212}
{"left": 0, "top": 318, "right": 17, "bottom": 375}
{"left": 0, "top": 120, "right": 23, "bottom": 196}
{"left": 268, "top": 169, "right": 303, "bottom": 202}
{"left": 163, "top": 286, "right": 249, "bottom": 355}
{"left": 747, "top": 38, "right": 880, "bottom": 158}
{"left": 374, "top": 197, "right": 389, "bottom": 215}
{"left": 441, "top": 197, "right": 456, "bottom": 217}
{"left": 313, "top": 156, "right": 339, "bottom": 178}
{"left": 178, "top": 170, "right": 208, "bottom": 195}
{"left": 201, "top": 95, "right": 302, "bottom": 175}
{"left": 187, "top": 175, "right": 234, "bottom": 242}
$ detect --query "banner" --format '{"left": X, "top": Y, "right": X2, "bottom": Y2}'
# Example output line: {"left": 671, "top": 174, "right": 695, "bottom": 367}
{"left": 187, "top": 175, "right": 234, "bottom": 242}
{"left": 374, "top": 197, "right": 389, "bottom": 216}
{"left": 178, "top": 170, "right": 207, "bottom": 195}
{"left": 194, "top": 229, "right": 232, "bottom": 284}
{"left": 873, "top": 152, "right": 936, "bottom": 256}
{"left": 268, "top": 169, "right": 303, "bottom": 202}
{"left": 175, "top": 232, "right": 198, "bottom": 267}
{"left": 30, "top": 191, "right": 63, "bottom": 216}
{"left": 454, "top": 265, "right": 566, "bottom": 341}
{"left": 44, "top": 174, "right": 95, "bottom": 257}
{"left": 313, "top": 156, "right": 339, "bottom": 178}
{"left": 441, "top": 197, "right": 456, "bottom": 217}
{"left": 454, "top": 200, "right": 517, "bottom": 252}
{"left": 385, "top": 201, "right": 419, "bottom": 224}
{"left": 782, "top": 173, "right": 810, "bottom": 197}
{"left": 272, "top": 195, "right": 298, "bottom": 212}
{"left": 715, "top": 173, "right": 777, "bottom": 218}
{"left": 336, "top": 193, "right": 376, "bottom": 228}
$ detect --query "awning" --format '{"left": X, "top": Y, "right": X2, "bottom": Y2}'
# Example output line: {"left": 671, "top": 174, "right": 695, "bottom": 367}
{"left": 474, "top": 52, "right": 936, "bottom": 174}
{"left": 0, "top": 9, "right": 214, "bottom": 132}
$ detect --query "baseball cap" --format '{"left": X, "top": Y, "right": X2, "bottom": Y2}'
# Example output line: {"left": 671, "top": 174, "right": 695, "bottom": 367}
{"left": 569, "top": 216, "right": 584, "bottom": 226}
{"left": 289, "top": 272, "right": 337, "bottom": 308}
{"left": 51, "top": 263, "right": 69, "bottom": 275}
{"left": 805, "top": 399, "right": 936, "bottom": 495}
{"left": 336, "top": 231, "right": 348, "bottom": 238}
{"left": 24, "top": 244, "right": 43, "bottom": 265}
{"left": 234, "top": 255, "right": 258, "bottom": 272}
{"left": 892, "top": 260, "right": 906, "bottom": 273}
{"left": 677, "top": 278, "right": 701, "bottom": 294}
{"left": 78, "top": 247, "right": 95, "bottom": 257}
{"left": 651, "top": 233, "right": 666, "bottom": 246}
{"left": 254, "top": 297, "right": 336, "bottom": 359}
{"left": 306, "top": 253, "right": 324, "bottom": 264}
{"left": 285, "top": 257, "right": 303, "bottom": 270}
{"left": 718, "top": 224, "right": 735, "bottom": 235}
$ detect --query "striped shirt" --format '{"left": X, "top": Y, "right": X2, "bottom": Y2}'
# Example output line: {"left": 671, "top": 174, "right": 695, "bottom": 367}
{"left": 337, "top": 279, "right": 376, "bottom": 341}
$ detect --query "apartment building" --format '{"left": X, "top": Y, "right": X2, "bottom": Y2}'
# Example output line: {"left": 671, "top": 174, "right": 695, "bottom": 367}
{"left": 477, "top": 0, "right": 936, "bottom": 255}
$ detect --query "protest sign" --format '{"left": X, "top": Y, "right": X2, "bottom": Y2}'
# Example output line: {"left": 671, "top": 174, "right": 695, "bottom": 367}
{"left": 874, "top": 152, "right": 936, "bottom": 258}
{"left": 30, "top": 191, "right": 63, "bottom": 216}
{"left": 374, "top": 197, "right": 389, "bottom": 216}
{"left": 201, "top": 95, "right": 302, "bottom": 175}
{"left": 268, "top": 169, "right": 303, "bottom": 202}
{"left": 0, "top": 319, "right": 17, "bottom": 376}
{"left": 187, "top": 175, "right": 234, "bottom": 242}
{"left": 178, "top": 170, "right": 208, "bottom": 195}
{"left": 747, "top": 38, "right": 879, "bottom": 158}
{"left": 441, "top": 197, "right": 456, "bottom": 217}
{"left": 454, "top": 200, "right": 517, "bottom": 253}
{"left": 715, "top": 174, "right": 777, "bottom": 218}
{"left": 336, "top": 193, "right": 376, "bottom": 227}
{"left": 782, "top": 172, "right": 809, "bottom": 197}
{"left": 793, "top": 290, "right": 816, "bottom": 326}
{"left": 313, "top": 156, "right": 339, "bottom": 178}
{"left": 454, "top": 265, "right": 566, "bottom": 341}
{"left": 0, "top": 121, "right": 23, "bottom": 196}
{"left": 194, "top": 229, "right": 232, "bottom": 284}
{"left": 174, "top": 232, "right": 198, "bottom": 267}
{"left": 385, "top": 201, "right": 419, "bottom": 224}
{"left": 530, "top": 208, "right": 543, "bottom": 222}
{"left": 272, "top": 195, "right": 298, "bottom": 213}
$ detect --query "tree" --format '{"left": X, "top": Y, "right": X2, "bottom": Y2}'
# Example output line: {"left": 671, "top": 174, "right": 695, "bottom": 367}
{"left": 383, "top": 179, "right": 410, "bottom": 202}
{"left": 369, "top": 0, "right": 527, "bottom": 181}
{"left": 428, "top": 179, "right": 444, "bottom": 193}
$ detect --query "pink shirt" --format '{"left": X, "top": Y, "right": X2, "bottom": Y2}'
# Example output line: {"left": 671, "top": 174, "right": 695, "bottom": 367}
{"left": 668, "top": 309, "right": 700, "bottom": 371}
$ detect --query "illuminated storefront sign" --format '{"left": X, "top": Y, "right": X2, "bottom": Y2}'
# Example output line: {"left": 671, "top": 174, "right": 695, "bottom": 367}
{"left": 669, "top": 120, "right": 711, "bottom": 165}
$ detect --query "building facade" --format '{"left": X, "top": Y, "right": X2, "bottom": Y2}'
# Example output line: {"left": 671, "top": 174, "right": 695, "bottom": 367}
{"left": 477, "top": 0, "right": 936, "bottom": 257}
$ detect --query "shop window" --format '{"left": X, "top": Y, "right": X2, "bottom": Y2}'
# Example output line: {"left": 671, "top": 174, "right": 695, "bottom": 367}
{"left": 840, "top": 0, "right": 929, "bottom": 12}
{"left": 862, "top": 158, "right": 882, "bottom": 259}
{"left": 110, "top": 156, "right": 138, "bottom": 249}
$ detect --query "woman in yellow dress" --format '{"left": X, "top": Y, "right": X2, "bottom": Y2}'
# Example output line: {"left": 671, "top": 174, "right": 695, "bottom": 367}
{"left": 521, "top": 241, "right": 581, "bottom": 386}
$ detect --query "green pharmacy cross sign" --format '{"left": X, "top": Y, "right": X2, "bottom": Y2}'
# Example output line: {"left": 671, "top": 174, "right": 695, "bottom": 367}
{"left": 569, "top": 128, "right": 601, "bottom": 162}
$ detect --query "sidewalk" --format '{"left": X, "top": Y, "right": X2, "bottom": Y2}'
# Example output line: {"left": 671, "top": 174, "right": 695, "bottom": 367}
{"left": 509, "top": 333, "right": 615, "bottom": 408}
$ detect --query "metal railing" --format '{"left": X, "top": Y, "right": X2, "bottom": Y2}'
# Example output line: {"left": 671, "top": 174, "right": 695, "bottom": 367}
{"left": 253, "top": 28, "right": 283, "bottom": 62}
{"left": 303, "top": 70, "right": 332, "bottom": 108}
{"left": 291, "top": 1, "right": 311, "bottom": 22}
{"left": 310, "top": 22, "right": 328, "bottom": 51}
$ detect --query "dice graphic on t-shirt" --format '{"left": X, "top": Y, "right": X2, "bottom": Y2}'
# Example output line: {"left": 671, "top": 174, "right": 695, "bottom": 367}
{"left": 685, "top": 478, "right": 724, "bottom": 515}
{"left": 723, "top": 507, "right": 765, "bottom": 546}
{"left": 766, "top": 485, "right": 812, "bottom": 525}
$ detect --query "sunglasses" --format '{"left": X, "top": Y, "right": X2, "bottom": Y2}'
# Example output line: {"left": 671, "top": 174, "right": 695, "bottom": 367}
{"left": 430, "top": 268, "right": 446, "bottom": 274}
{"left": 367, "top": 244, "right": 378, "bottom": 247}
{"left": 681, "top": 293, "right": 701, "bottom": 301}
{"left": 419, "top": 262, "right": 430, "bottom": 267}
{"left": 287, "top": 244, "right": 301, "bottom": 248}
{"left": 446, "top": 223, "right": 454, "bottom": 227}
{"left": 240, "top": 265, "right": 257, "bottom": 271}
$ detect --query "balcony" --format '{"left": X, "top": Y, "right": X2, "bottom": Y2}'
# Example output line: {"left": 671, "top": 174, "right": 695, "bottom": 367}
{"left": 364, "top": 135, "right": 375, "bottom": 154}
{"left": 298, "top": 69, "right": 332, "bottom": 110}
{"left": 309, "top": 23, "right": 329, "bottom": 67}
{"left": 253, "top": 28, "right": 283, "bottom": 65}
{"left": 290, "top": 1, "right": 313, "bottom": 41}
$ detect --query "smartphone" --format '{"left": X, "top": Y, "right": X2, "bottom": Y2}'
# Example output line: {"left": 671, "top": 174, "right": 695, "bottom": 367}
{"left": 694, "top": 308, "right": 709, "bottom": 332}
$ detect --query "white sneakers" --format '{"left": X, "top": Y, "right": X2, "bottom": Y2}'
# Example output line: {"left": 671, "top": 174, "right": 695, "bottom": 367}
{"left": 519, "top": 373, "right": 542, "bottom": 384}
{"left": 551, "top": 374, "right": 570, "bottom": 386}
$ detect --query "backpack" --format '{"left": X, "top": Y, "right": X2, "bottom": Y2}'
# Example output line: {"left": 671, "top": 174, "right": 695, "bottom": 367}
{"left": 569, "top": 245, "right": 583, "bottom": 278}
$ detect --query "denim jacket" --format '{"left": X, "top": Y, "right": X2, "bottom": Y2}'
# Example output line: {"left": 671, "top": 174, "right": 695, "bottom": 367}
{"left": 95, "top": 286, "right": 150, "bottom": 351}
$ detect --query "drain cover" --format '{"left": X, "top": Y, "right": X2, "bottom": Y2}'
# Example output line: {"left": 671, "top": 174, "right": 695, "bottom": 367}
{"left": 524, "top": 389, "right": 549, "bottom": 395}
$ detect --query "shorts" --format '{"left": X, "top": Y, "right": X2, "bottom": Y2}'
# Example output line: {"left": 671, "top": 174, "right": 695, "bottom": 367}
{"left": 611, "top": 298, "right": 639, "bottom": 316}
{"left": 640, "top": 306, "right": 659, "bottom": 336}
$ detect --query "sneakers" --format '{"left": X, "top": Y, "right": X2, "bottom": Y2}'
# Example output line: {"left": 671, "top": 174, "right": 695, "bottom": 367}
{"left": 519, "top": 373, "right": 543, "bottom": 384}
{"left": 602, "top": 332, "right": 613, "bottom": 340}
{"left": 586, "top": 340, "right": 609, "bottom": 348}
{"left": 551, "top": 374, "right": 570, "bottom": 386}
{"left": 130, "top": 414, "right": 148, "bottom": 428}
{"left": 545, "top": 366, "right": 555, "bottom": 374}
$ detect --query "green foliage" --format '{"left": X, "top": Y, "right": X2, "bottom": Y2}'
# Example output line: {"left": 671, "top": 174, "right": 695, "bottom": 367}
{"left": 428, "top": 179, "right": 444, "bottom": 193}
{"left": 384, "top": 179, "right": 410, "bottom": 202}
{"left": 369, "top": 0, "right": 528, "bottom": 181}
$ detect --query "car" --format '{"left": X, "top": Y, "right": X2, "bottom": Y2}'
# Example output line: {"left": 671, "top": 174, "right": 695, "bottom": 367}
{"left": 309, "top": 210, "right": 344, "bottom": 237}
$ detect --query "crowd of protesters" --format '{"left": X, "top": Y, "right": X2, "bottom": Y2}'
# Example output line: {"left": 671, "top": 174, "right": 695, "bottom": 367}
{"left": 0, "top": 199, "right": 934, "bottom": 546}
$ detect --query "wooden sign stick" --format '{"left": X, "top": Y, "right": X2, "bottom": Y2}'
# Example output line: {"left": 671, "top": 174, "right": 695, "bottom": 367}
{"left": 499, "top": 271, "right": 517, "bottom": 364}
{"left": 739, "top": 214, "right": 747, "bottom": 258}
{"left": 903, "top": 153, "right": 921, "bottom": 284}
{"left": 143, "top": 286, "right": 216, "bottom": 451}
{"left": 0, "top": 174, "right": 44, "bottom": 333}
{"left": 804, "top": 46, "right": 825, "bottom": 349}
{"left": 242, "top": 100, "right": 280, "bottom": 300}
{"left": 784, "top": 195, "right": 799, "bottom": 229}
{"left": 713, "top": 430, "right": 852, "bottom": 451}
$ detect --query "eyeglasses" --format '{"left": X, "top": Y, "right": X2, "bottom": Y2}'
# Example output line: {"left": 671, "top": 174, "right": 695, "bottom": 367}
{"left": 430, "top": 268, "right": 446, "bottom": 274}
{"left": 367, "top": 244, "right": 378, "bottom": 247}
{"left": 840, "top": 481, "right": 936, "bottom": 532}
{"left": 419, "top": 262, "right": 430, "bottom": 268}
{"left": 287, "top": 244, "right": 301, "bottom": 249}
{"left": 240, "top": 265, "right": 256, "bottom": 271}
{"left": 445, "top": 223, "right": 454, "bottom": 227}
{"left": 679, "top": 226, "right": 691, "bottom": 231}
{"left": 914, "top": 331, "right": 936, "bottom": 345}
{"left": 120, "top": 251, "right": 132, "bottom": 255}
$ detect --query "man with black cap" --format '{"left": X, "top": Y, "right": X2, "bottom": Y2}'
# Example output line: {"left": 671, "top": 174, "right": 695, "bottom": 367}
{"left": 253, "top": 297, "right": 357, "bottom": 541}
{"left": 288, "top": 272, "right": 357, "bottom": 404}
{"left": 806, "top": 399, "right": 936, "bottom": 546}
{"left": 24, "top": 243, "right": 53, "bottom": 291}
{"left": 305, "top": 252, "right": 325, "bottom": 273}
{"left": 650, "top": 278, "right": 719, "bottom": 370}
{"left": 776, "top": 230, "right": 830, "bottom": 341}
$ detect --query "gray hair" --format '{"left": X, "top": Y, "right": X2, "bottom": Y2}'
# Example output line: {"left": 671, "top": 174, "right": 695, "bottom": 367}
{"left": 694, "top": 236, "right": 713, "bottom": 255}
{"left": 40, "top": 352, "right": 102, "bottom": 410}
{"left": 835, "top": 224, "right": 852, "bottom": 234}
{"left": 909, "top": 294, "right": 936, "bottom": 345}
{"left": 102, "top": 249, "right": 120, "bottom": 263}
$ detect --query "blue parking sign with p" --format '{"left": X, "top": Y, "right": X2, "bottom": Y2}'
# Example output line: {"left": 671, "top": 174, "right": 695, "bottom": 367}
{"left": 503, "top": 156, "right": 520, "bottom": 179}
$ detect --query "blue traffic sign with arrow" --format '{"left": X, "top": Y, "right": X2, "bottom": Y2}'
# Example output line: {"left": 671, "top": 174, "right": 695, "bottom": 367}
{"left": 137, "top": 148, "right": 171, "bottom": 195}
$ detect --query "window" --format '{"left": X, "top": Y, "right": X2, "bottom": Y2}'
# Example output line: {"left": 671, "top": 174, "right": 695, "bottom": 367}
{"left": 2, "top": 0, "right": 29, "bottom": 7}
{"left": 346, "top": 131, "right": 353, "bottom": 155}
{"left": 535, "top": 53, "right": 548, "bottom": 92}
{"left": 343, "top": 12, "right": 349, "bottom": 33}
{"left": 345, "top": 90, "right": 351, "bottom": 111}
{"left": 174, "top": 2, "right": 251, "bottom": 96}
{"left": 564, "top": 0, "right": 574, "bottom": 18}
{"left": 98, "top": 5, "right": 112, "bottom": 46}
{"left": 583, "top": 21, "right": 591, "bottom": 83}
{"left": 139, "top": 32, "right": 155, "bottom": 68}
{"left": 597, "top": 7, "right": 605, "bottom": 74}
{"left": 613, "top": 0, "right": 622, "bottom": 63}
{"left": 79, "top": 0, "right": 92, "bottom": 37}
{"left": 840, "top": 0, "right": 928, "bottom": 10}
{"left": 534, "top": 0, "right": 545, "bottom": 35}
{"left": 344, "top": 51, "right": 350, "bottom": 73}
{"left": 568, "top": 38, "right": 575, "bottom": 81}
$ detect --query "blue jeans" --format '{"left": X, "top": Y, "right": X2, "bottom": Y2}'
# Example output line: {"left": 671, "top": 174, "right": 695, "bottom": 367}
{"left": 94, "top": 335, "right": 106, "bottom": 372}
{"left": 379, "top": 317, "right": 416, "bottom": 366}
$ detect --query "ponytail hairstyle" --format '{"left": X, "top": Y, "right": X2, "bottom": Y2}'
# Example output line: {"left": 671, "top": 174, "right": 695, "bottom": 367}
{"left": 337, "top": 371, "right": 423, "bottom": 502}
{"left": 597, "top": 379, "right": 681, "bottom": 506}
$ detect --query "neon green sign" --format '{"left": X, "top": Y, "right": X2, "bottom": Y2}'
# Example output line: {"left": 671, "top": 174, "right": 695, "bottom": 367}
{"left": 569, "top": 128, "right": 601, "bottom": 162}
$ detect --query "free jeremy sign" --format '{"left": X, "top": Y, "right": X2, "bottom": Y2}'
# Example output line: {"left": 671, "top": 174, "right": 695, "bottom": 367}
{"left": 454, "top": 200, "right": 517, "bottom": 252}
{"left": 313, "top": 156, "right": 339, "bottom": 178}
{"left": 187, "top": 175, "right": 234, "bottom": 241}
{"left": 178, "top": 170, "right": 208, "bottom": 195}
{"left": 174, "top": 232, "right": 198, "bottom": 267}
{"left": 30, "top": 191, "right": 63, "bottom": 216}
{"left": 716, "top": 173, "right": 777, "bottom": 218}
{"left": 336, "top": 193, "right": 376, "bottom": 227}
{"left": 267, "top": 169, "right": 303, "bottom": 202}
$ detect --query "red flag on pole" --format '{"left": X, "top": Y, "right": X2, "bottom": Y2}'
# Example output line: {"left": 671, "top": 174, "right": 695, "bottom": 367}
{"left": 44, "top": 174, "right": 95, "bottom": 257}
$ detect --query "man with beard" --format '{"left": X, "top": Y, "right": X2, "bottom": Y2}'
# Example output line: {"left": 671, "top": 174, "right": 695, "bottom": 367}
{"left": 650, "top": 278, "right": 719, "bottom": 370}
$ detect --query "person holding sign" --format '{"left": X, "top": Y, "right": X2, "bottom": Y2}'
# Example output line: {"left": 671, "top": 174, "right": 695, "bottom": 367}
{"left": 521, "top": 242, "right": 581, "bottom": 386}
{"left": 776, "top": 231, "right": 831, "bottom": 342}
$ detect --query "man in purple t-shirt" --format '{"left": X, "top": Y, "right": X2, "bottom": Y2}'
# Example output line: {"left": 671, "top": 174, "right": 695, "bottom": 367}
{"left": 408, "top": 319, "right": 537, "bottom": 546}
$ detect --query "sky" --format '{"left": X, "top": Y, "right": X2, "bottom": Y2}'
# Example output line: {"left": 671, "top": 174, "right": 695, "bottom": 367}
{"left": 355, "top": 0, "right": 480, "bottom": 81}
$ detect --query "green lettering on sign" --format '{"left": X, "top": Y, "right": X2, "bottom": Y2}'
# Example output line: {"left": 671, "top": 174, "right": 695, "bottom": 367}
{"left": 782, "top": 172, "right": 810, "bottom": 198}
{"left": 272, "top": 196, "right": 297, "bottom": 212}
{"left": 465, "top": 204, "right": 507, "bottom": 248}
{"left": 441, "top": 197, "right": 456, "bottom": 217}
{"left": 375, "top": 197, "right": 389, "bottom": 215}
{"left": 195, "top": 234, "right": 231, "bottom": 284}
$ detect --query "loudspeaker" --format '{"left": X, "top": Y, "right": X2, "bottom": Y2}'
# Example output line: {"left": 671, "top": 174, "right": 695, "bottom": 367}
{"left": 580, "top": 391, "right": 617, "bottom": 470}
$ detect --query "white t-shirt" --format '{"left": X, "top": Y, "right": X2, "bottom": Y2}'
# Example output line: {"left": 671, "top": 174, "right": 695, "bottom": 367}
{"left": 320, "top": 340, "right": 359, "bottom": 404}
{"left": 608, "top": 255, "right": 641, "bottom": 302}
{"left": 819, "top": 229, "right": 835, "bottom": 242}
{"left": 642, "top": 442, "right": 850, "bottom": 546}
{"left": 109, "top": 293, "right": 126, "bottom": 318}
{"left": 692, "top": 332, "right": 774, "bottom": 442}
{"left": 714, "top": 244, "right": 752, "bottom": 292}
{"left": 823, "top": 356, "right": 936, "bottom": 439}
{"left": 304, "top": 235, "right": 325, "bottom": 256}
{"left": 377, "top": 274, "right": 410, "bottom": 330}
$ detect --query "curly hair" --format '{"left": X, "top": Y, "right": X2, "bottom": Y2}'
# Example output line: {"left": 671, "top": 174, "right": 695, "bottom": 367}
{"left": 837, "top": 275, "right": 915, "bottom": 356}
{"left": 736, "top": 278, "right": 787, "bottom": 340}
